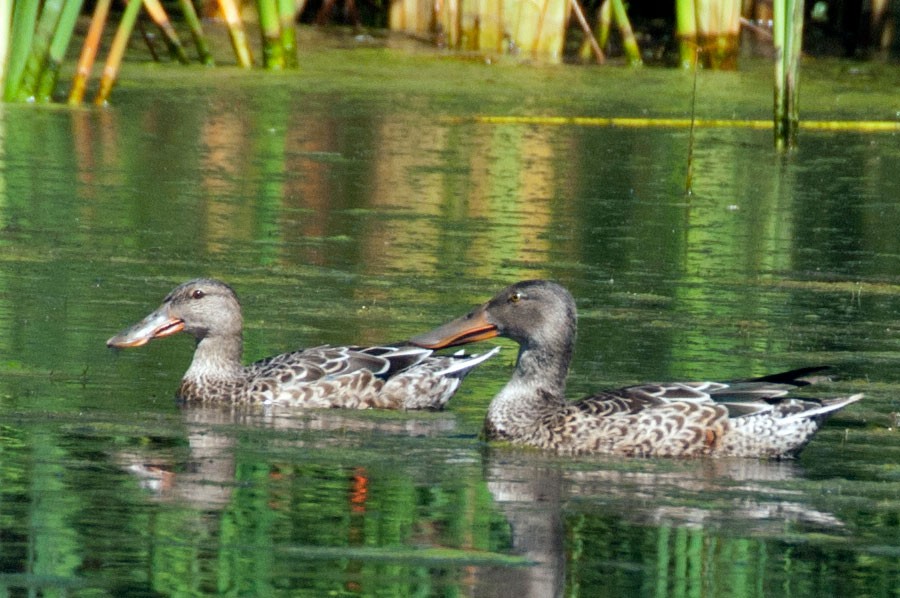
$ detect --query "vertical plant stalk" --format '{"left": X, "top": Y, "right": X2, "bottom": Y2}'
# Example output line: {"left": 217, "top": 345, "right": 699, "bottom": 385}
{"left": 276, "top": 0, "right": 298, "bottom": 68}
{"left": 178, "top": 0, "right": 215, "bottom": 65}
{"left": 773, "top": 0, "right": 785, "bottom": 141}
{"left": 16, "top": 0, "right": 66, "bottom": 101}
{"left": 434, "top": 0, "right": 446, "bottom": 46}
{"left": 596, "top": 0, "right": 612, "bottom": 48}
{"left": 4, "top": 0, "right": 40, "bottom": 100}
{"left": 694, "top": 0, "right": 741, "bottom": 68}
{"left": 870, "top": 0, "right": 891, "bottom": 56}
{"left": 773, "top": 0, "right": 804, "bottom": 150}
{"left": 675, "top": 0, "right": 696, "bottom": 68}
{"left": 36, "top": 0, "right": 85, "bottom": 102}
{"left": 529, "top": 0, "right": 549, "bottom": 58}
{"left": 0, "top": 0, "right": 14, "bottom": 88}
{"left": 69, "top": 0, "right": 113, "bottom": 104}
{"left": 685, "top": 47, "right": 699, "bottom": 196}
{"left": 218, "top": 0, "right": 254, "bottom": 67}
{"left": 257, "top": 0, "right": 285, "bottom": 69}
{"left": 571, "top": 0, "right": 604, "bottom": 64}
{"left": 95, "top": 0, "right": 145, "bottom": 105}
{"left": 610, "top": 0, "right": 641, "bottom": 66}
{"left": 142, "top": 0, "right": 190, "bottom": 64}
{"left": 138, "top": 18, "right": 162, "bottom": 61}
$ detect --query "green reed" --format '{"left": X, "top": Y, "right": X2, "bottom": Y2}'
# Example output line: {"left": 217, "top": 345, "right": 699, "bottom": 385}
{"left": 35, "top": 0, "right": 84, "bottom": 102}
{"left": 13, "top": 0, "right": 68, "bottom": 101}
{"left": 2, "top": 0, "right": 296, "bottom": 106}
{"left": 774, "top": 0, "right": 805, "bottom": 150}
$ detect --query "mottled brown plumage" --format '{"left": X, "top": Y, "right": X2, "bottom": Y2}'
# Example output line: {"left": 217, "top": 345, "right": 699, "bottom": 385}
{"left": 107, "top": 279, "right": 497, "bottom": 409}
{"left": 411, "top": 280, "right": 862, "bottom": 458}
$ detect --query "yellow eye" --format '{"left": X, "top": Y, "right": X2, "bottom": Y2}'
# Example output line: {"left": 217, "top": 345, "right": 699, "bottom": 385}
{"left": 509, "top": 292, "right": 522, "bottom": 304}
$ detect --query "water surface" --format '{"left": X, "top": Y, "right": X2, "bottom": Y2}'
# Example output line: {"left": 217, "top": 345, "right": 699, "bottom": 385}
{"left": 1, "top": 50, "right": 899, "bottom": 596}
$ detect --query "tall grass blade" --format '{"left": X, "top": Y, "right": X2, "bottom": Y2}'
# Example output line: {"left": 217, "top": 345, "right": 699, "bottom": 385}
{"left": 36, "top": 0, "right": 85, "bottom": 102}
{"left": 69, "top": 0, "right": 112, "bottom": 104}
{"left": 95, "top": 0, "right": 145, "bottom": 105}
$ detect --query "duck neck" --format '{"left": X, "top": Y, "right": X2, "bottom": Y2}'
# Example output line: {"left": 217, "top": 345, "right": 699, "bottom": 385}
{"left": 486, "top": 339, "right": 572, "bottom": 436}
{"left": 184, "top": 333, "right": 245, "bottom": 384}
{"left": 513, "top": 341, "right": 571, "bottom": 397}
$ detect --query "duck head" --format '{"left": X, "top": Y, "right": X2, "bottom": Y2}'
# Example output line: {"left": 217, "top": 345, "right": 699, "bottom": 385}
{"left": 410, "top": 280, "right": 577, "bottom": 355}
{"left": 107, "top": 278, "right": 243, "bottom": 348}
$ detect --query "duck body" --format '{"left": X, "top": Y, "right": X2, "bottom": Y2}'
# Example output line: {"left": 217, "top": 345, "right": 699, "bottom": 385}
{"left": 410, "top": 280, "right": 862, "bottom": 458}
{"left": 107, "top": 279, "right": 497, "bottom": 410}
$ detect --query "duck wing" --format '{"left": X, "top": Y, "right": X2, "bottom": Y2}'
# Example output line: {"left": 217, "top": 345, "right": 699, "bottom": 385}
{"left": 576, "top": 367, "right": 836, "bottom": 418}
{"left": 248, "top": 345, "right": 398, "bottom": 382}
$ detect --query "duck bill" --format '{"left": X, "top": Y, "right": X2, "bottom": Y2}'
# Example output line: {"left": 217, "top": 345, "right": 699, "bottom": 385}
{"left": 410, "top": 306, "right": 499, "bottom": 349}
{"left": 107, "top": 307, "right": 185, "bottom": 348}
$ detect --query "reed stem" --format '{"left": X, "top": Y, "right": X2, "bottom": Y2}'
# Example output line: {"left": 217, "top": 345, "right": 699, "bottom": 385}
{"left": 4, "top": 1, "right": 40, "bottom": 100}
{"left": 277, "top": 0, "right": 298, "bottom": 68}
{"left": 257, "top": 0, "right": 285, "bottom": 69}
{"left": 69, "top": 0, "right": 112, "bottom": 104}
{"left": 142, "top": 0, "right": 190, "bottom": 64}
{"left": 773, "top": 0, "right": 804, "bottom": 149}
{"left": 0, "top": 0, "right": 13, "bottom": 88}
{"left": 675, "top": 0, "right": 697, "bottom": 68}
{"left": 571, "top": 0, "right": 604, "bottom": 64}
{"left": 95, "top": 0, "right": 144, "bottom": 105}
{"left": 218, "top": 0, "right": 254, "bottom": 67}
{"left": 16, "top": 0, "right": 65, "bottom": 101}
{"left": 178, "top": 0, "right": 214, "bottom": 65}
{"left": 597, "top": 0, "right": 612, "bottom": 49}
{"left": 36, "top": 0, "right": 85, "bottom": 102}
{"left": 610, "top": 0, "right": 641, "bottom": 66}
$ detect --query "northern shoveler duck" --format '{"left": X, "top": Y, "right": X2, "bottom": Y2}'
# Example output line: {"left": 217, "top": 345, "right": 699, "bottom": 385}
{"left": 107, "top": 278, "right": 498, "bottom": 409}
{"left": 410, "top": 280, "right": 863, "bottom": 458}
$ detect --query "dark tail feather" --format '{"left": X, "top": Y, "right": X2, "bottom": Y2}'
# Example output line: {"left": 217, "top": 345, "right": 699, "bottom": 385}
{"left": 745, "top": 366, "right": 831, "bottom": 387}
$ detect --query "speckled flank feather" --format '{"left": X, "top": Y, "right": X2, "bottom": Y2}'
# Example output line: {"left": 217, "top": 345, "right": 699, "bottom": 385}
{"left": 410, "top": 280, "right": 863, "bottom": 458}
{"left": 107, "top": 279, "right": 497, "bottom": 409}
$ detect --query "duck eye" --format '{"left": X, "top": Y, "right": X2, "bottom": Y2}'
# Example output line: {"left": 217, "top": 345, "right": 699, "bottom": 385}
{"left": 509, "top": 292, "right": 522, "bottom": 304}
{"left": 191, "top": 289, "right": 205, "bottom": 300}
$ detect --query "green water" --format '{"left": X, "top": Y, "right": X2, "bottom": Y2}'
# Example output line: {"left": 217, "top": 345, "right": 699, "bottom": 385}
{"left": 1, "top": 49, "right": 900, "bottom": 596}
